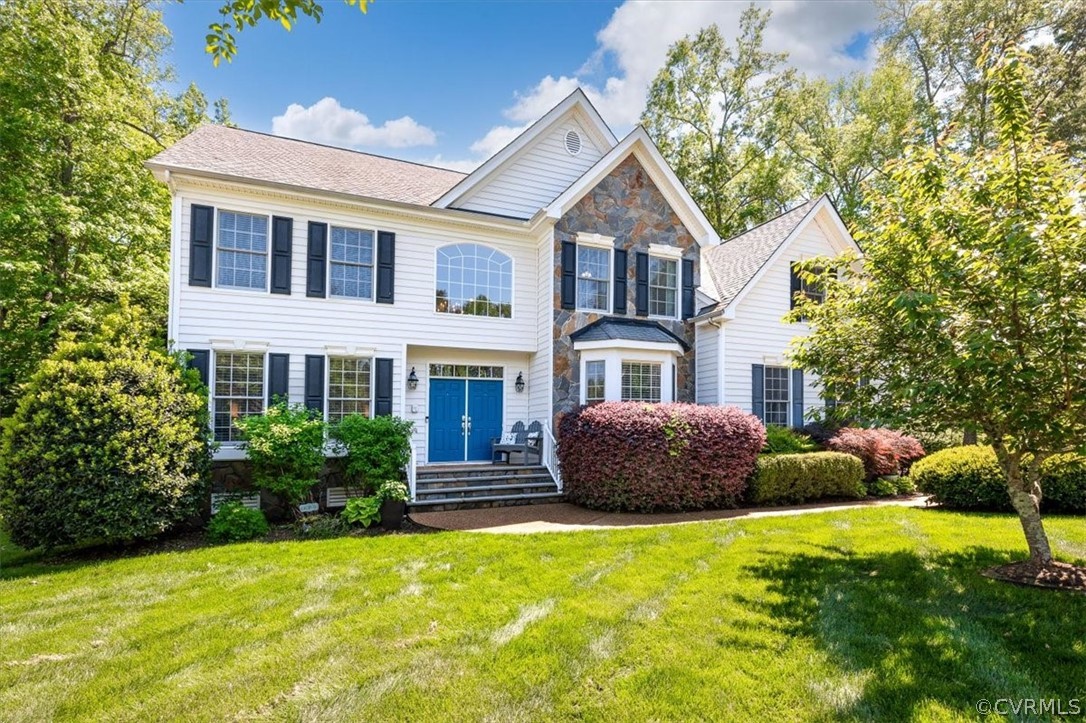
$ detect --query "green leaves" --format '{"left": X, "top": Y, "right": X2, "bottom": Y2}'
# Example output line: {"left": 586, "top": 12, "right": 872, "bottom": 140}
{"left": 204, "top": 0, "right": 370, "bottom": 65}
{"left": 328, "top": 415, "right": 413, "bottom": 490}
{"left": 234, "top": 402, "right": 327, "bottom": 507}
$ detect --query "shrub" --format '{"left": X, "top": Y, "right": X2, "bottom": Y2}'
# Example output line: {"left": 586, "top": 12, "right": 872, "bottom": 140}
{"left": 892, "top": 475, "right": 918, "bottom": 495}
{"left": 207, "top": 502, "right": 269, "bottom": 543}
{"left": 912, "top": 446, "right": 1010, "bottom": 510}
{"left": 330, "top": 415, "right": 414, "bottom": 490}
{"left": 1040, "top": 454, "right": 1086, "bottom": 513}
{"left": 748, "top": 452, "right": 865, "bottom": 505}
{"left": 825, "top": 428, "right": 924, "bottom": 480}
{"left": 869, "top": 477, "right": 898, "bottom": 497}
{"left": 342, "top": 496, "right": 382, "bottom": 527}
{"left": 763, "top": 425, "right": 819, "bottom": 454}
{"left": 235, "top": 402, "right": 326, "bottom": 508}
{"left": 377, "top": 479, "right": 409, "bottom": 502}
{"left": 558, "top": 402, "right": 765, "bottom": 512}
{"left": 296, "top": 513, "right": 347, "bottom": 539}
{"left": 0, "top": 311, "right": 212, "bottom": 549}
{"left": 899, "top": 426, "right": 963, "bottom": 454}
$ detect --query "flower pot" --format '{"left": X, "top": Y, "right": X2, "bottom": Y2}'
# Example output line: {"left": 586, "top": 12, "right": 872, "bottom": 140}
{"left": 379, "top": 499, "right": 406, "bottom": 530}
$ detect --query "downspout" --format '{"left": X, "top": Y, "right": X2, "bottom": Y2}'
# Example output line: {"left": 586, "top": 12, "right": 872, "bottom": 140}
{"left": 708, "top": 313, "right": 724, "bottom": 406}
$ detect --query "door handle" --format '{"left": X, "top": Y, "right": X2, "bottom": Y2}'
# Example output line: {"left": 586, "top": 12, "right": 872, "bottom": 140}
{"left": 466, "top": 416, "right": 472, "bottom": 435}
{"left": 461, "top": 414, "right": 466, "bottom": 435}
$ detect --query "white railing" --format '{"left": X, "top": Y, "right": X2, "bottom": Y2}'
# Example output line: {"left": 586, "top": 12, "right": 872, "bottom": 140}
{"left": 406, "top": 444, "right": 418, "bottom": 502}
{"left": 542, "top": 423, "right": 562, "bottom": 493}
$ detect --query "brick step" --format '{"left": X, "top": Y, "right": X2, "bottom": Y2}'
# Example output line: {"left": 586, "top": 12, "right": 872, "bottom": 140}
{"left": 408, "top": 492, "right": 565, "bottom": 510}
{"left": 416, "top": 473, "right": 554, "bottom": 489}
{"left": 415, "top": 482, "right": 558, "bottom": 499}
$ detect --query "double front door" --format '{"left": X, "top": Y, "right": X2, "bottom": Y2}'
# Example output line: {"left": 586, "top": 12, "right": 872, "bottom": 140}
{"left": 428, "top": 378, "right": 503, "bottom": 462}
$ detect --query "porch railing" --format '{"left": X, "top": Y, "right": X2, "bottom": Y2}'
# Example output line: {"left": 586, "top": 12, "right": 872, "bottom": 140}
{"left": 542, "top": 423, "right": 562, "bottom": 493}
{"left": 406, "top": 443, "right": 418, "bottom": 502}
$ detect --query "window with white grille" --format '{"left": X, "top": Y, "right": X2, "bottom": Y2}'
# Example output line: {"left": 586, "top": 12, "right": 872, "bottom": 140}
{"left": 764, "top": 366, "right": 790, "bottom": 427}
{"left": 216, "top": 211, "right": 268, "bottom": 290}
{"left": 330, "top": 227, "right": 374, "bottom": 299}
{"left": 648, "top": 256, "right": 678, "bottom": 317}
{"left": 213, "top": 352, "right": 265, "bottom": 442}
{"left": 328, "top": 357, "right": 372, "bottom": 422}
{"left": 621, "top": 362, "right": 661, "bottom": 403}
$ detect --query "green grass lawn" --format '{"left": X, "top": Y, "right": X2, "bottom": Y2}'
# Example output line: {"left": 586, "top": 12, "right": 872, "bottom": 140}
{"left": 2, "top": 508, "right": 1084, "bottom": 722}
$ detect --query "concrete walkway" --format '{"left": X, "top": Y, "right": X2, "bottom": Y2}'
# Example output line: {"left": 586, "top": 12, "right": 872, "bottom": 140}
{"left": 410, "top": 495, "right": 932, "bottom": 534}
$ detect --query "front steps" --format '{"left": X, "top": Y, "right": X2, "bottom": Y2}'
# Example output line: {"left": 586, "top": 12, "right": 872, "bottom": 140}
{"left": 410, "top": 463, "right": 563, "bottom": 511}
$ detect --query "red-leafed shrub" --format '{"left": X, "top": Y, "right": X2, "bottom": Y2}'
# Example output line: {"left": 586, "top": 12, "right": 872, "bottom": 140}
{"left": 826, "top": 427, "right": 926, "bottom": 482}
{"left": 557, "top": 403, "right": 765, "bottom": 512}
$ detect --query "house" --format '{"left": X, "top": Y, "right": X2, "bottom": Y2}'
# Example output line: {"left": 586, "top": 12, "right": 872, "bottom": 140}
{"left": 146, "top": 89, "right": 860, "bottom": 507}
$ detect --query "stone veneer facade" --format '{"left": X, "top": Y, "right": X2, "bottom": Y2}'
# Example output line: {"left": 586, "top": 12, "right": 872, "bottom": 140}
{"left": 552, "top": 155, "right": 699, "bottom": 424}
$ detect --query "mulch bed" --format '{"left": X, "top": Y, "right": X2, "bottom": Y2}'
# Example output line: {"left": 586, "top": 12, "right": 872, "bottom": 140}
{"left": 982, "top": 560, "right": 1086, "bottom": 592}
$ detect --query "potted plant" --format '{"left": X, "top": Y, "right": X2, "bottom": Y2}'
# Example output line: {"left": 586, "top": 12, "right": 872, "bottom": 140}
{"left": 377, "top": 479, "right": 409, "bottom": 530}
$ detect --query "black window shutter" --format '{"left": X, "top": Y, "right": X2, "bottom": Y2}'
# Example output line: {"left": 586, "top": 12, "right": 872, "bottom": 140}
{"left": 270, "top": 216, "right": 293, "bottom": 294}
{"left": 376, "top": 231, "right": 395, "bottom": 304}
{"left": 635, "top": 252, "right": 649, "bottom": 316}
{"left": 751, "top": 364, "right": 765, "bottom": 422}
{"left": 791, "top": 368, "right": 804, "bottom": 428}
{"left": 374, "top": 358, "right": 394, "bottom": 417}
{"left": 189, "top": 205, "right": 214, "bottom": 287}
{"left": 681, "top": 258, "right": 695, "bottom": 319}
{"left": 268, "top": 353, "right": 290, "bottom": 405}
{"left": 304, "top": 355, "right": 324, "bottom": 413}
{"left": 560, "top": 241, "right": 576, "bottom": 310}
{"left": 307, "top": 222, "right": 328, "bottom": 298}
{"left": 186, "top": 349, "right": 210, "bottom": 388}
{"left": 790, "top": 262, "right": 801, "bottom": 310}
{"left": 613, "top": 249, "right": 627, "bottom": 314}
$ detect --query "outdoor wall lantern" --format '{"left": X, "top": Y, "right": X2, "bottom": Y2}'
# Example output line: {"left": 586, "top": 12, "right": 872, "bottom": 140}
{"left": 407, "top": 367, "right": 419, "bottom": 391}
{"left": 515, "top": 372, "right": 525, "bottom": 393}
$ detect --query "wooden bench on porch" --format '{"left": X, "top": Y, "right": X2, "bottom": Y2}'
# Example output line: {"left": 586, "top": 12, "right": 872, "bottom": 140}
{"left": 490, "top": 420, "right": 543, "bottom": 465}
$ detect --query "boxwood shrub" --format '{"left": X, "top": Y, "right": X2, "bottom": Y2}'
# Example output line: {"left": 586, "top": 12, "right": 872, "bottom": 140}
{"left": 558, "top": 403, "right": 765, "bottom": 512}
{"left": 748, "top": 452, "right": 866, "bottom": 505}
{"left": 207, "top": 502, "right": 269, "bottom": 543}
{"left": 914, "top": 446, "right": 1086, "bottom": 513}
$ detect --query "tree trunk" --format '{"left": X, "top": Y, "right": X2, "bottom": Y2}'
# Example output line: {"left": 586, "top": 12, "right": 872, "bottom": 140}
{"left": 1002, "top": 456, "right": 1053, "bottom": 566}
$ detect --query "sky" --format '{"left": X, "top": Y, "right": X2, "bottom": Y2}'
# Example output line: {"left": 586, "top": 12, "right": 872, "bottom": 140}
{"left": 162, "top": 1, "right": 882, "bottom": 172}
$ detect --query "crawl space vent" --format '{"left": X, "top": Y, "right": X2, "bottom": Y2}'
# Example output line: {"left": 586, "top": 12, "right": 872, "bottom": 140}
{"left": 564, "top": 129, "right": 582, "bottom": 156}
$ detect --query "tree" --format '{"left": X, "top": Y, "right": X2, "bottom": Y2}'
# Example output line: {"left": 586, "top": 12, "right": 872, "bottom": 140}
{"left": 789, "top": 50, "right": 1086, "bottom": 570}
{"left": 1030, "top": 1, "right": 1086, "bottom": 157}
{"left": 0, "top": 0, "right": 222, "bottom": 414}
{"left": 204, "top": 0, "right": 370, "bottom": 65}
{"left": 641, "top": 8, "right": 801, "bottom": 238}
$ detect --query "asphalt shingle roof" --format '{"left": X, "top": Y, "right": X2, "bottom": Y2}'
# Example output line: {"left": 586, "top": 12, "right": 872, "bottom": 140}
{"left": 570, "top": 317, "right": 689, "bottom": 350}
{"left": 700, "top": 199, "right": 818, "bottom": 312}
{"left": 147, "top": 125, "right": 467, "bottom": 206}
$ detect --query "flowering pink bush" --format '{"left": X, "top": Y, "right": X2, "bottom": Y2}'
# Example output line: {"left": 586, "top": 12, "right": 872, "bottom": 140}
{"left": 557, "top": 403, "right": 765, "bottom": 512}
{"left": 826, "top": 427, "right": 925, "bottom": 480}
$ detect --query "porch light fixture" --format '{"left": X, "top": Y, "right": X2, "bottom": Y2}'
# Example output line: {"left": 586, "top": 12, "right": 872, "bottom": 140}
{"left": 407, "top": 367, "right": 419, "bottom": 391}
{"left": 515, "top": 372, "right": 525, "bottom": 393}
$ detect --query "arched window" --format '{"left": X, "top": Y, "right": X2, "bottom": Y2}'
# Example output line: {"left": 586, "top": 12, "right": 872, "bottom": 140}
{"left": 435, "top": 244, "right": 513, "bottom": 318}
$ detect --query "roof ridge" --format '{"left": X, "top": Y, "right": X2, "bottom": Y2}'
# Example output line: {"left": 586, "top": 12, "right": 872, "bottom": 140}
{"left": 718, "top": 197, "right": 816, "bottom": 245}
{"left": 196, "top": 124, "right": 468, "bottom": 177}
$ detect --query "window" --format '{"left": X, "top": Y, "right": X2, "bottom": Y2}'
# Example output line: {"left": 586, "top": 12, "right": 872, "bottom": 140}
{"left": 213, "top": 352, "right": 264, "bottom": 442}
{"left": 585, "top": 360, "right": 606, "bottom": 404}
{"left": 576, "top": 246, "right": 610, "bottom": 311}
{"left": 622, "top": 362, "right": 661, "bottom": 402}
{"left": 435, "top": 244, "right": 512, "bottom": 318}
{"left": 764, "top": 366, "right": 790, "bottom": 427}
{"left": 217, "top": 211, "right": 268, "bottom": 290}
{"left": 648, "top": 256, "right": 678, "bottom": 317}
{"left": 327, "top": 357, "right": 371, "bottom": 422}
{"left": 801, "top": 273, "right": 824, "bottom": 304}
{"left": 428, "top": 364, "right": 503, "bottom": 379}
{"left": 330, "top": 227, "right": 374, "bottom": 299}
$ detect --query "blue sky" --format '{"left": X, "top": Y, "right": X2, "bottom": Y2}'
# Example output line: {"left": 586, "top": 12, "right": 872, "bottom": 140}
{"left": 162, "top": 1, "right": 879, "bottom": 171}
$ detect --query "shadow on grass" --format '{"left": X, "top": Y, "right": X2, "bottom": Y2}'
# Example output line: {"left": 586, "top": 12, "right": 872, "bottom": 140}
{"left": 744, "top": 544, "right": 1086, "bottom": 720}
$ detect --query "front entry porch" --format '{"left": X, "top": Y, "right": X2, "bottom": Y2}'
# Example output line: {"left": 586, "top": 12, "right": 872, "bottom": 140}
{"left": 410, "top": 462, "right": 562, "bottom": 511}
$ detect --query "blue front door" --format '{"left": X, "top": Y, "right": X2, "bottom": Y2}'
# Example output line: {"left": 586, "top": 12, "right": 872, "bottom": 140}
{"left": 428, "top": 378, "right": 504, "bottom": 462}
{"left": 466, "top": 380, "right": 503, "bottom": 461}
{"left": 428, "top": 379, "right": 466, "bottom": 463}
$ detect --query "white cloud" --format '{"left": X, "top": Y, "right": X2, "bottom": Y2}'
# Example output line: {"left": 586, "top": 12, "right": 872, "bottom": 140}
{"left": 424, "top": 155, "right": 481, "bottom": 173}
{"left": 469, "top": 124, "right": 530, "bottom": 157}
{"left": 271, "top": 97, "right": 437, "bottom": 149}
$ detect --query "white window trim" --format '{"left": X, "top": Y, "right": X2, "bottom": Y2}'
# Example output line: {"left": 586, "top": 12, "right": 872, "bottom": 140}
{"left": 763, "top": 365, "right": 791, "bottom": 428}
{"left": 433, "top": 243, "right": 516, "bottom": 321}
{"left": 211, "top": 348, "right": 268, "bottom": 446}
{"left": 575, "top": 244, "right": 612, "bottom": 314}
{"left": 326, "top": 354, "right": 375, "bottom": 423}
{"left": 575, "top": 233, "right": 615, "bottom": 249}
{"left": 647, "top": 253, "right": 680, "bottom": 321}
{"left": 213, "top": 208, "right": 271, "bottom": 293}
{"left": 328, "top": 225, "right": 377, "bottom": 302}
{"left": 581, "top": 358, "right": 607, "bottom": 405}
{"left": 621, "top": 359, "right": 664, "bottom": 403}
{"left": 648, "top": 243, "right": 683, "bottom": 259}
{"left": 578, "top": 348, "right": 677, "bottom": 404}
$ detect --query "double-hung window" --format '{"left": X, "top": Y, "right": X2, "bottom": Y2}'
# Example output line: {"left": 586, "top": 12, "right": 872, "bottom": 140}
{"left": 648, "top": 256, "right": 678, "bottom": 318}
{"left": 213, "top": 352, "right": 265, "bottom": 442}
{"left": 585, "top": 360, "right": 606, "bottom": 404}
{"left": 576, "top": 246, "right": 610, "bottom": 312}
{"left": 622, "top": 362, "right": 662, "bottom": 403}
{"left": 328, "top": 357, "right": 372, "bottom": 422}
{"left": 330, "top": 227, "right": 374, "bottom": 300}
{"left": 217, "top": 211, "right": 268, "bottom": 290}
{"left": 764, "top": 366, "right": 790, "bottom": 427}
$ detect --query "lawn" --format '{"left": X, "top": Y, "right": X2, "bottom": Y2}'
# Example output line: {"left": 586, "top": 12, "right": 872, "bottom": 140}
{"left": 2, "top": 508, "right": 1084, "bottom": 722}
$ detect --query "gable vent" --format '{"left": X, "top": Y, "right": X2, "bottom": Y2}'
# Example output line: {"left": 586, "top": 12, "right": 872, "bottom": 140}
{"left": 564, "top": 129, "right": 582, "bottom": 156}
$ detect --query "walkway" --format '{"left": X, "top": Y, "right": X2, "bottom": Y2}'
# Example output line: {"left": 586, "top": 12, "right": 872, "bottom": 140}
{"left": 410, "top": 495, "right": 932, "bottom": 533}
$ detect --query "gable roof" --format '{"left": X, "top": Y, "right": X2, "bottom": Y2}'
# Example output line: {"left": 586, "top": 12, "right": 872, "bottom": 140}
{"left": 545, "top": 127, "right": 720, "bottom": 246}
{"left": 570, "top": 317, "right": 690, "bottom": 351}
{"left": 433, "top": 88, "right": 617, "bottom": 211}
{"left": 698, "top": 195, "right": 860, "bottom": 319}
{"left": 146, "top": 125, "right": 466, "bottom": 206}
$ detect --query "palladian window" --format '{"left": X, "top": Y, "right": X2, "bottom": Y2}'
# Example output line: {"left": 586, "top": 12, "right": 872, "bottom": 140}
{"left": 435, "top": 243, "right": 513, "bottom": 318}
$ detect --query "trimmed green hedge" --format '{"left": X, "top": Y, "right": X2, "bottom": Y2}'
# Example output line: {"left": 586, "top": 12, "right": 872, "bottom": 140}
{"left": 913, "top": 446, "right": 1086, "bottom": 513}
{"left": 748, "top": 452, "right": 866, "bottom": 506}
